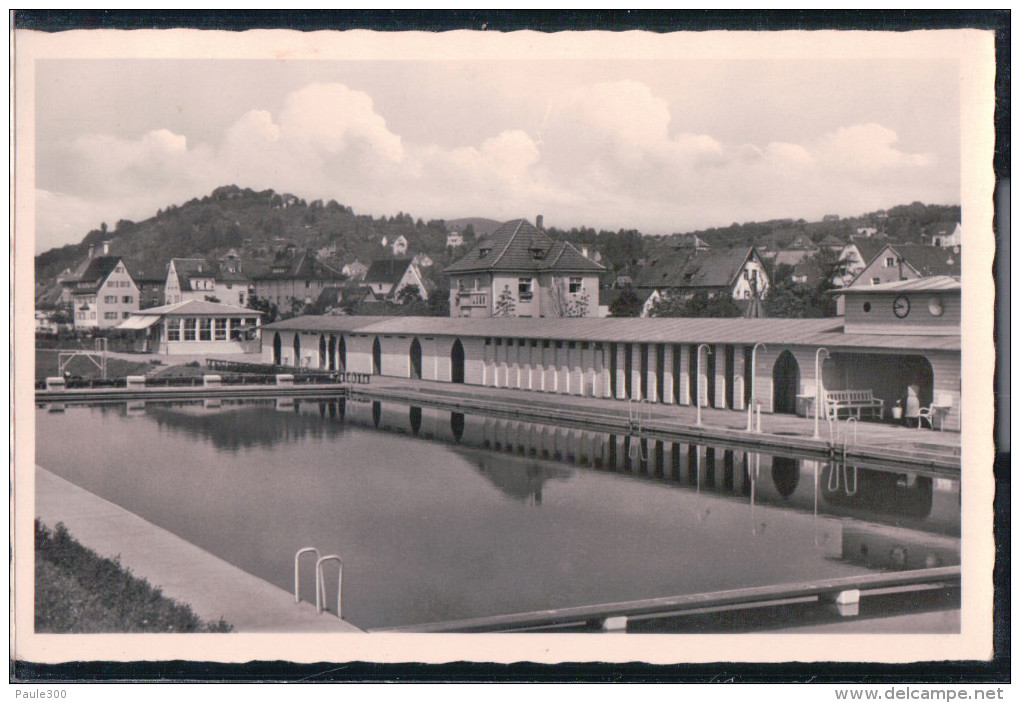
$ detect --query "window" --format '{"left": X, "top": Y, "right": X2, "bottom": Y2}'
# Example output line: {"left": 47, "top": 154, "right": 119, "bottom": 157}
{"left": 569, "top": 277, "right": 582, "bottom": 294}
{"left": 871, "top": 277, "right": 881, "bottom": 285}
{"left": 104, "top": 311, "right": 118, "bottom": 320}
{"left": 244, "top": 318, "right": 257, "bottom": 328}
{"left": 123, "top": 312, "right": 131, "bottom": 319}
{"left": 199, "top": 318, "right": 212, "bottom": 341}
{"left": 168, "top": 321, "right": 181, "bottom": 341}
{"left": 474, "top": 278, "right": 480, "bottom": 291}
{"left": 305, "top": 280, "right": 311, "bottom": 288}
{"left": 531, "top": 248, "right": 544, "bottom": 260}
{"left": 184, "top": 318, "right": 197, "bottom": 341}
{"left": 863, "top": 302, "right": 872, "bottom": 312}
{"left": 457, "top": 279, "right": 464, "bottom": 291}
{"left": 215, "top": 318, "right": 227, "bottom": 340}
{"left": 743, "top": 270, "right": 749, "bottom": 280}
{"left": 518, "top": 278, "right": 533, "bottom": 300}
{"left": 115, "top": 266, "right": 124, "bottom": 273}
{"left": 479, "top": 248, "right": 490, "bottom": 258}
{"left": 122, "top": 295, "right": 133, "bottom": 303}
{"left": 104, "top": 295, "right": 117, "bottom": 304}
{"left": 238, "top": 293, "right": 245, "bottom": 305}
{"left": 885, "top": 257, "right": 896, "bottom": 267}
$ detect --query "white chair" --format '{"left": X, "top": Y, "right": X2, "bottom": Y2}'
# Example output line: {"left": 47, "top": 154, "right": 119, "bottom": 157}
{"left": 918, "top": 392, "right": 953, "bottom": 430}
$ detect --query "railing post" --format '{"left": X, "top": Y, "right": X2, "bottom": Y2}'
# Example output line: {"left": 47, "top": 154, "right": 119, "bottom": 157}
{"left": 316, "top": 555, "right": 344, "bottom": 619}
{"left": 294, "top": 547, "right": 323, "bottom": 605}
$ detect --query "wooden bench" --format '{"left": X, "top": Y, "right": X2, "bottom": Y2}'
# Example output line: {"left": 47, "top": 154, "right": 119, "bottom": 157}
{"left": 824, "top": 390, "right": 884, "bottom": 420}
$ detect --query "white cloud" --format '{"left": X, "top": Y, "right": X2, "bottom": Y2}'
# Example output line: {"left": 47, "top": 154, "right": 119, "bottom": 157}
{"left": 35, "top": 80, "right": 953, "bottom": 251}
{"left": 815, "top": 123, "right": 935, "bottom": 171}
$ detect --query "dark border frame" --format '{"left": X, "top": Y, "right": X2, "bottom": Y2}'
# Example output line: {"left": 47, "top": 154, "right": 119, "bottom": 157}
{"left": 10, "top": 8, "right": 1010, "bottom": 684}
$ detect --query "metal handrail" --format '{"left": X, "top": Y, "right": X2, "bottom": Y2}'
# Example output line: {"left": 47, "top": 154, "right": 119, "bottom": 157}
{"left": 294, "top": 547, "right": 325, "bottom": 605}
{"left": 316, "top": 555, "right": 344, "bottom": 619}
{"left": 842, "top": 418, "right": 859, "bottom": 496}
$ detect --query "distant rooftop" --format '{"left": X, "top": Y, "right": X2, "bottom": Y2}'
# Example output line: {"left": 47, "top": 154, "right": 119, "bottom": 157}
{"left": 834, "top": 275, "right": 961, "bottom": 294}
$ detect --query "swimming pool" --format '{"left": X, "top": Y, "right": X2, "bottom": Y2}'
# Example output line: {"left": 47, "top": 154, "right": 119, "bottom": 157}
{"left": 35, "top": 398, "right": 959, "bottom": 629}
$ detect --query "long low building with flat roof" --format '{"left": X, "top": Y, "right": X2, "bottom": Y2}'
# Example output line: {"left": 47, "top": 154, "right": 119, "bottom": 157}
{"left": 262, "top": 277, "right": 961, "bottom": 431}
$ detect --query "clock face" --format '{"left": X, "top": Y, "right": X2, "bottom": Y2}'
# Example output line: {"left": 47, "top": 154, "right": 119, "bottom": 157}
{"left": 928, "top": 297, "right": 944, "bottom": 316}
{"left": 893, "top": 295, "right": 911, "bottom": 318}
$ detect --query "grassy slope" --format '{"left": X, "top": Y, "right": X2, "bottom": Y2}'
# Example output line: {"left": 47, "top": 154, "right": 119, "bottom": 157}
{"left": 35, "top": 520, "right": 232, "bottom": 633}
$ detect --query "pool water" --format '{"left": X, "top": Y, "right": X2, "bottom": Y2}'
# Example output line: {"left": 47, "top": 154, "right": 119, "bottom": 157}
{"left": 35, "top": 398, "right": 959, "bottom": 629}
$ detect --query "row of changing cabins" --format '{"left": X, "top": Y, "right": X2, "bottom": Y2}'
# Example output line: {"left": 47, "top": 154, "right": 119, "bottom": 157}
{"left": 262, "top": 311, "right": 962, "bottom": 432}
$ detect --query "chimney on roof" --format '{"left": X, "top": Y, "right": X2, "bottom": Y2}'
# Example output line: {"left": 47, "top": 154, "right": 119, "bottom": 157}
{"left": 102, "top": 241, "right": 110, "bottom": 255}
{"left": 536, "top": 215, "right": 543, "bottom": 230}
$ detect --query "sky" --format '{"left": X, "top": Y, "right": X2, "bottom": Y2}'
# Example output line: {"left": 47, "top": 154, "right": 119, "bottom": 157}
{"left": 32, "top": 55, "right": 961, "bottom": 252}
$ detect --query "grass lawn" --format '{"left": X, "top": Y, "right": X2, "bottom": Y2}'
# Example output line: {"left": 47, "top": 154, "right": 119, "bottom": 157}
{"left": 35, "top": 520, "right": 232, "bottom": 633}
{"left": 35, "top": 349, "right": 154, "bottom": 381}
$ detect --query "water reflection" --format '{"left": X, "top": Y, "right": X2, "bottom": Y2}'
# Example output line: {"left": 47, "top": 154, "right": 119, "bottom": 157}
{"left": 36, "top": 397, "right": 961, "bottom": 628}
{"left": 96, "top": 396, "right": 960, "bottom": 535}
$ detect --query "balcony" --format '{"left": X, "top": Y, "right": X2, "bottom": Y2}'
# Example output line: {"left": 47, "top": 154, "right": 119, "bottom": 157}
{"left": 457, "top": 290, "right": 488, "bottom": 308}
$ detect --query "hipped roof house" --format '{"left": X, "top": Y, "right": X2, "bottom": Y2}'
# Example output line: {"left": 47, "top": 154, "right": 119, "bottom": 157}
{"left": 444, "top": 219, "right": 605, "bottom": 277}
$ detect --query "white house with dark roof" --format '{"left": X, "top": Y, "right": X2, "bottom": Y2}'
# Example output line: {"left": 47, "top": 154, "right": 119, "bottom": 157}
{"left": 446, "top": 229, "right": 465, "bottom": 248}
{"left": 64, "top": 255, "right": 140, "bottom": 330}
{"left": 342, "top": 260, "right": 369, "bottom": 280}
{"left": 364, "top": 258, "right": 431, "bottom": 302}
{"left": 250, "top": 249, "right": 345, "bottom": 309}
{"left": 443, "top": 218, "right": 606, "bottom": 318}
{"left": 833, "top": 236, "right": 891, "bottom": 288}
{"left": 636, "top": 247, "right": 770, "bottom": 302}
{"left": 927, "top": 222, "right": 962, "bottom": 248}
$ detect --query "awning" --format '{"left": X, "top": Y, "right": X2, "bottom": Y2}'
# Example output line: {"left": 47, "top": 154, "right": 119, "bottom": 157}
{"left": 117, "top": 315, "right": 162, "bottom": 330}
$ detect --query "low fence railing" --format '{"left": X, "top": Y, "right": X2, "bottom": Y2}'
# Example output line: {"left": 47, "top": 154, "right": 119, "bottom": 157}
{"left": 38, "top": 371, "right": 370, "bottom": 391}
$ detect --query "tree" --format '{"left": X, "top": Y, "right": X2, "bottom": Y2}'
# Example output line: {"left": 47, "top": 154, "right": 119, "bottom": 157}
{"left": 247, "top": 294, "right": 279, "bottom": 323}
{"left": 762, "top": 281, "right": 810, "bottom": 318}
{"left": 493, "top": 285, "right": 516, "bottom": 317}
{"left": 427, "top": 286, "right": 451, "bottom": 317}
{"left": 396, "top": 284, "right": 423, "bottom": 306}
{"left": 649, "top": 290, "right": 742, "bottom": 318}
{"left": 608, "top": 287, "right": 644, "bottom": 317}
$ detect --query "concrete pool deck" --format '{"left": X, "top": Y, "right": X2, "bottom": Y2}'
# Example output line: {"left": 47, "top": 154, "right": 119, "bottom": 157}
{"left": 352, "top": 377, "right": 962, "bottom": 473}
{"left": 34, "top": 467, "right": 361, "bottom": 633}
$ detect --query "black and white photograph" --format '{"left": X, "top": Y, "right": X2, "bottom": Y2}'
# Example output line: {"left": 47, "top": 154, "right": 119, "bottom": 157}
{"left": 12, "top": 21, "right": 998, "bottom": 674}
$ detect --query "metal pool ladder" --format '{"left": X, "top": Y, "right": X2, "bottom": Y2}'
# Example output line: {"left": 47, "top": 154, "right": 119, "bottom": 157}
{"left": 827, "top": 418, "right": 859, "bottom": 496}
{"left": 294, "top": 547, "right": 344, "bottom": 620}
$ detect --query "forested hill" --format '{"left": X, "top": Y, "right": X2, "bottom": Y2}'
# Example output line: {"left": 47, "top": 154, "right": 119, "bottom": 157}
{"left": 34, "top": 185, "right": 484, "bottom": 284}
{"left": 35, "top": 184, "right": 960, "bottom": 289}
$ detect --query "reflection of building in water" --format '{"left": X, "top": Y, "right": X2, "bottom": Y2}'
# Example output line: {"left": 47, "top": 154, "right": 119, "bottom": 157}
{"left": 469, "top": 456, "right": 572, "bottom": 505}
{"left": 346, "top": 399, "right": 960, "bottom": 535}
{"left": 144, "top": 399, "right": 346, "bottom": 451}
